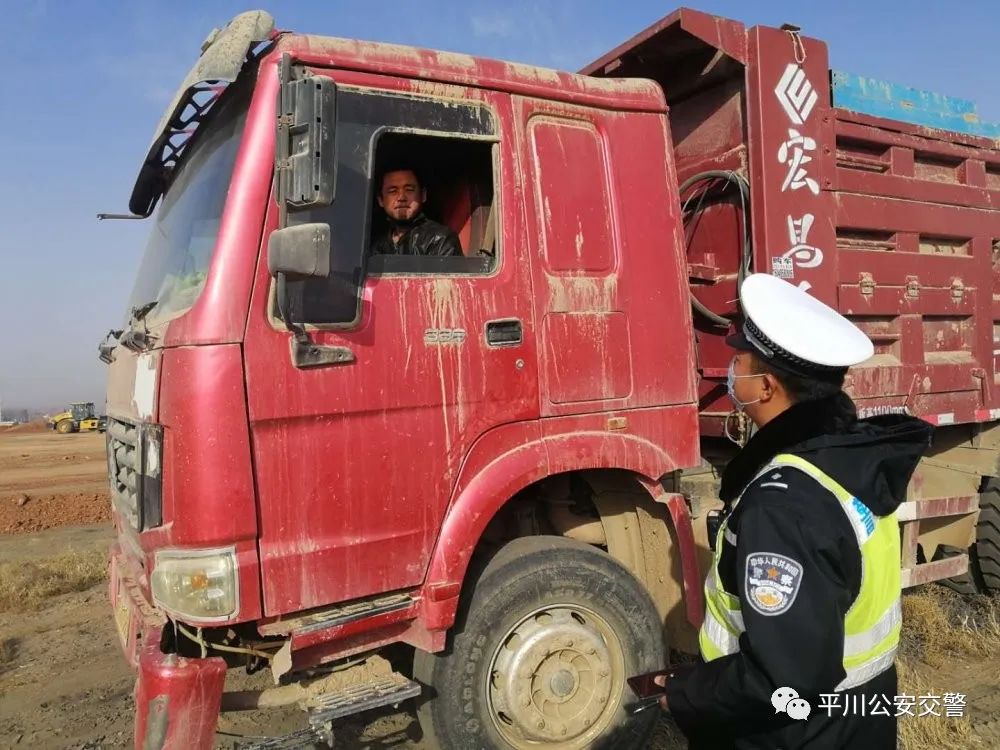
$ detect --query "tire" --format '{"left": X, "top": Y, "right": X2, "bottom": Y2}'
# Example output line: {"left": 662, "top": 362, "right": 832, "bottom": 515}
{"left": 936, "top": 546, "right": 982, "bottom": 596}
{"left": 975, "top": 480, "right": 1000, "bottom": 594}
{"left": 413, "top": 535, "right": 665, "bottom": 750}
{"left": 55, "top": 419, "right": 74, "bottom": 434}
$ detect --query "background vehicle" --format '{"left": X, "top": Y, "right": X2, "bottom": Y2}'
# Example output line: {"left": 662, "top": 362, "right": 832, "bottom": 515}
{"left": 48, "top": 402, "right": 107, "bottom": 434}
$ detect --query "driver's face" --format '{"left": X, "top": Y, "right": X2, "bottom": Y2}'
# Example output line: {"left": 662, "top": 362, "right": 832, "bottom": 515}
{"left": 378, "top": 170, "right": 425, "bottom": 221}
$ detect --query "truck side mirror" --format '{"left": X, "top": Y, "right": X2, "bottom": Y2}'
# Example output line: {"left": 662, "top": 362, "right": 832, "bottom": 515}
{"left": 268, "top": 223, "right": 331, "bottom": 279}
{"left": 268, "top": 223, "right": 331, "bottom": 331}
{"left": 269, "top": 56, "right": 354, "bottom": 370}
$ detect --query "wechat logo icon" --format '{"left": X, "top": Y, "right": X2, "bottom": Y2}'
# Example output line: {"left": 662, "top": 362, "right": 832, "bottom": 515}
{"left": 772, "top": 687, "right": 811, "bottom": 721}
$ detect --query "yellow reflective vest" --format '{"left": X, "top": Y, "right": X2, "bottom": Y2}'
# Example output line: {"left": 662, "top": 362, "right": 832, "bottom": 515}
{"left": 699, "top": 453, "right": 902, "bottom": 691}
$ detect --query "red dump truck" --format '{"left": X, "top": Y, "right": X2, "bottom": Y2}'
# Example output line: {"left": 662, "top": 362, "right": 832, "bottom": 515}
{"left": 102, "top": 7, "right": 1000, "bottom": 748}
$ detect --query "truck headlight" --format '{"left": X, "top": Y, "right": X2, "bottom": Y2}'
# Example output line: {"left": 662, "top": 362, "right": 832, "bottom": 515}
{"left": 151, "top": 548, "right": 238, "bottom": 621}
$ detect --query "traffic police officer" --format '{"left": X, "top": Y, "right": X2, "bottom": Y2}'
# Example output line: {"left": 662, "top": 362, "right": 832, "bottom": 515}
{"left": 659, "top": 274, "right": 933, "bottom": 749}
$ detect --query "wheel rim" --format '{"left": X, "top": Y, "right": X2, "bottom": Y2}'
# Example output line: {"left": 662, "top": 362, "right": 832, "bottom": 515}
{"left": 487, "top": 605, "right": 625, "bottom": 748}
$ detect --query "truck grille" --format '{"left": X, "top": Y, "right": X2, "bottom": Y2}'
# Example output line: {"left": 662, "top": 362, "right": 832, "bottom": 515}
{"left": 107, "top": 417, "right": 140, "bottom": 528}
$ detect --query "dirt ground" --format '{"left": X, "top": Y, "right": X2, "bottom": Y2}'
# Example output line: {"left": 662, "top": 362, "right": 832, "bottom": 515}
{"left": 1, "top": 429, "right": 999, "bottom": 749}
{"left": 0, "top": 428, "right": 110, "bottom": 534}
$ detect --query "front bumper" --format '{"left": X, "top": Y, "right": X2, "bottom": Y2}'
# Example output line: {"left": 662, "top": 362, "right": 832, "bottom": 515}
{"left": 110, "top": 544, "right": 227, "bottom": 750}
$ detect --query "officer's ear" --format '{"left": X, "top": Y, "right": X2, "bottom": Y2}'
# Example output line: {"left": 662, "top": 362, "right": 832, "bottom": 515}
{"left": 758, "top": 371, "right": 783, "bottom": 404}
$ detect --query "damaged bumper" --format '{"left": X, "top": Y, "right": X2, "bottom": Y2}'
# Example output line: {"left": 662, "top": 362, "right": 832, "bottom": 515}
{"left": 111, "top": 544, "right": 227, "bottom": 750}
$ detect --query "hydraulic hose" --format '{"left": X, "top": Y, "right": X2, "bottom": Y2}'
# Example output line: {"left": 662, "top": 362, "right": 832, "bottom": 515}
{"left": 680, "top": 170, "right": 752, "bottom": 327}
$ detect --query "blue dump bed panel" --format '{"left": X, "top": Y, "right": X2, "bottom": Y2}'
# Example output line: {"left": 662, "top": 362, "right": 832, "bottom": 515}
{"left": 831, "top": 70, "right": 1000, "bottom": 139}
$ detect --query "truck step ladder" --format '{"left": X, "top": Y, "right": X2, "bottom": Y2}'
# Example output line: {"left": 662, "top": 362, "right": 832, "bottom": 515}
{"left": 237, "top": 725, "right": 333, "bottom": 749}
{"left": 238, "top": 673, "right": 421, "bottom": 749}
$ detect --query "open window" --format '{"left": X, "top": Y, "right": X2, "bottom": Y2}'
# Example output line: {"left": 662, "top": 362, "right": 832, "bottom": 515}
{"left": 276, "top": 88, "right": 498, "bottom": 327}
{"left": 368, "top": 132, "right": 497, "bottom": 275}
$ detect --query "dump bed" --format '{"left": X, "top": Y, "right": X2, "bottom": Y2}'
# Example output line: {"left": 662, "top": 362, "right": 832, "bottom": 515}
{"left": 584, "top": 8, "right": 1000, "bottom": 436}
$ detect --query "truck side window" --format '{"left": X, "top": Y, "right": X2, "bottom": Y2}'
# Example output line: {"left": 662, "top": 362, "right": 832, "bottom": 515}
{"left": 280, "top": 89, "right": 498, "bottom": 327}
{"left": 367, "top": 133, "right": 497, "bottom": 276}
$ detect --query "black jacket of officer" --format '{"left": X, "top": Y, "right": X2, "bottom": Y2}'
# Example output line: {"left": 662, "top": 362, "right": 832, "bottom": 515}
{"left": 665, "top": 391, "right": 932, "bottom": 749}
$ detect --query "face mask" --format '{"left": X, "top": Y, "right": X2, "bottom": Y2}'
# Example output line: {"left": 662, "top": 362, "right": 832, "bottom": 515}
{"left": 726, "top": 360, "right": 763, "bottom": 411}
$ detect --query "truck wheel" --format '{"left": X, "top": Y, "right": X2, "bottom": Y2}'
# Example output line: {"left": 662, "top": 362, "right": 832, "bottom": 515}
{"left": 974, "top": 479, "right": 1000, "bottom": 594}
{"left": 413, "top": 536, "right": 665, "bottom": 750}
{"left": 936, "top": 546, "right": 982, "bottom": 596}
{"left": 940, "top": 479, "right": 1000, "bottom": 595}
{"left": 55, "top": 419, "right": 74, "bottom": 434}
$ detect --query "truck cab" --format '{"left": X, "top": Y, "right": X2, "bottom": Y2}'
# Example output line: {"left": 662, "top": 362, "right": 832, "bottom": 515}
{"left": 106, "top": 10, "right": 699, "bottom": 749}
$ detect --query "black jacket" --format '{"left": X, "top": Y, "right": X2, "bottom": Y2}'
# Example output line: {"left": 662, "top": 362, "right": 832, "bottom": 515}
{"left": 370, "top": 213, "right": 462, "bottom": 257}
{"left": 666, "top": 394, "right": 933, "bottom": 749}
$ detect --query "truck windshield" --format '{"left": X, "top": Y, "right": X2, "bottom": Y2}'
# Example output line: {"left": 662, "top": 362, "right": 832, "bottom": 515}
{"left": 126, "top": 87, "right": 249, "bottom": 326}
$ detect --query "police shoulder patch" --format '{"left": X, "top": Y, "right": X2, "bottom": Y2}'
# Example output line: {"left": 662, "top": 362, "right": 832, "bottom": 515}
{"left": 744, "top": 552, "right": 804, "bottom": 616}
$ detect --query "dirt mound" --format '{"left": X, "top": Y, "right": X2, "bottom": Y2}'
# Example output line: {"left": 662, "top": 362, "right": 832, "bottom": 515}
{"left": 0, "top": 431, "right": 109, "bottom": 534}
{"left": 1, "top": 420, "right": 47, "bottom": 434}
{"left": 0, "top": 492, "right": 111, "bottom": 534}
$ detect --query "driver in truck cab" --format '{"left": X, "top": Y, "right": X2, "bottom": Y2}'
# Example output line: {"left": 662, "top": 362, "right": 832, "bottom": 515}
{"left": 370, "top": 165, "right": 462, "bottom": 257}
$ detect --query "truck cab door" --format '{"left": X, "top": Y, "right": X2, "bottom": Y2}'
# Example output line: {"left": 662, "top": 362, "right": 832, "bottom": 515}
{"left": 243, "top": 80, "right": 537, "bottom": 616}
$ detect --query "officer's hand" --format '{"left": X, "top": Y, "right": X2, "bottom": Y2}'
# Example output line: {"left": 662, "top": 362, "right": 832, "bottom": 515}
{"left": 654, "top": 675, "right": 670, "bottom": 711}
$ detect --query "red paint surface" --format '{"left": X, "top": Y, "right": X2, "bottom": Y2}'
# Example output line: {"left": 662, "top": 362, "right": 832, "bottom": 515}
{"left": 133, "top": 626, "right": 227, "bottom": 750}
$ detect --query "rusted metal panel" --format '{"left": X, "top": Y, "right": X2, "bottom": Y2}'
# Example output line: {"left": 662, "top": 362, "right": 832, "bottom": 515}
{"left": 897, "top": 495, "right": 979, "bottom": 521}
{"left": 900, "top": 519, "right": 920, "bottom": 569}
{"left": 902, "top": 556, "right": 969, "bottom": 588}
{"left": 289, "top": 600, "right": 420, "bottom": 652}
{"left": 832, "top": 71, "right": 1000, "bottom": 139}
{"left": 837, "top": 251, "right": 977, "bottom": 290}
{"left": 834, "top": 169, "right": 1000, "bottom": 210}
{"left": 579, "top": 8, "right": 749, "bottom": 76}
{"left": 839, "top": 286, "right": 977, "bottom": 317}
{"left": 837, "top": 108, "right": 1000, "bottom": 153}
{"left": 586, "top": 8, "right": 1000, "bottom": 425}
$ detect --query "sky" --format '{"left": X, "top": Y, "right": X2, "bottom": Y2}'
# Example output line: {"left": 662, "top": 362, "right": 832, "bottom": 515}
{"left": 1, "top": 0, "right": 998, "bottom": 413}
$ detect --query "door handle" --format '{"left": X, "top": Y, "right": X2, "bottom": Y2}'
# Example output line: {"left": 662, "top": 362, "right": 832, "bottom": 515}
{"left": 486, "top": 319, "right": 523, "bottom": 347}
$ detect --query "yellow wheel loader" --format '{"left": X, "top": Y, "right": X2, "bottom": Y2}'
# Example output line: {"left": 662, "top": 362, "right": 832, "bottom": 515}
{"left": 48, "top": 402, "right": 107, "bottom": 434}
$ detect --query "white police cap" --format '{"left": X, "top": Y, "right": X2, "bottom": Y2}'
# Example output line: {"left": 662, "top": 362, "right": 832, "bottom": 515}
{"left": 727, "top": 274, "right": 874, "bottom": 378}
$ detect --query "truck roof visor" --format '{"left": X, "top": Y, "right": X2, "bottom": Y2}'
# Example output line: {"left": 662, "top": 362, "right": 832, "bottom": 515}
{"left": 128, "top": 10, "right": 275, "bottom": 217}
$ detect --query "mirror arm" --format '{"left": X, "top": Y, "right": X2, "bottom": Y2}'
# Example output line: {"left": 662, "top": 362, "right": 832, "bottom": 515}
{"left": 275, "top": 272, "right": 306, "bottom": 341}
{"left": 276, "top": 272, "right": 354, "bottom": 368}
